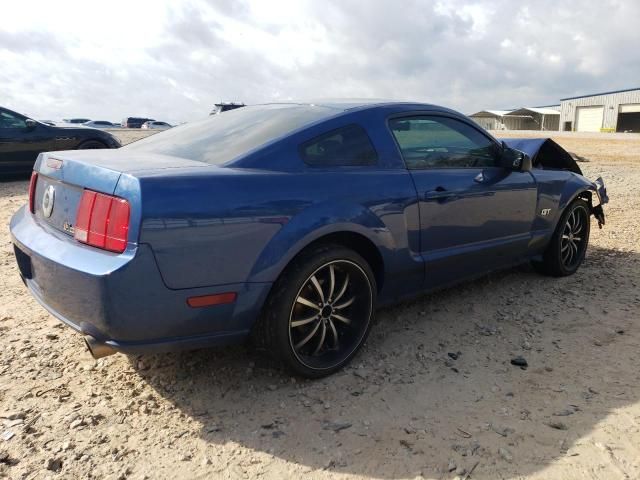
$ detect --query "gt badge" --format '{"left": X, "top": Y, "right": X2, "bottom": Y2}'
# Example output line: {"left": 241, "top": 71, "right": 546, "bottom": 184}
{"left": 540, "top": 208, "right": 551, "bottom": 216}
{"left": 42, "top": 185, "right": 55, "bottom": 218}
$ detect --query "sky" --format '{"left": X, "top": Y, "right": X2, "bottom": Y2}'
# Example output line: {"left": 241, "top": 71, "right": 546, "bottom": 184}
{"left": 1, "top": 0, "right": 639, "bottom": 124}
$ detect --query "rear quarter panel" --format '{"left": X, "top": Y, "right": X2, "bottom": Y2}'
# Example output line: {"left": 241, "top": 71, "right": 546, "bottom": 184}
{"left": 135, "top": 167, "right": 421, "bottom": 302}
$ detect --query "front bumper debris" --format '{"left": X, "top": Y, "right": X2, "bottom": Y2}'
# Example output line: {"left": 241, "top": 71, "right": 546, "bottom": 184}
{"left": 592, "top": 176, "right": 608, "bottom": 229}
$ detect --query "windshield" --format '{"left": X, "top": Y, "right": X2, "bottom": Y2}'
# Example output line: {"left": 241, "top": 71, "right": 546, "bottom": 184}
{"left": 123, "top": 104, "right": 341, "bottom": 165}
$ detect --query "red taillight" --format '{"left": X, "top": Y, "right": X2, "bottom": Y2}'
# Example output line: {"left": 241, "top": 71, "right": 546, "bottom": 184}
{"left": 28, "top": 172, "right": 38, "bottom": 214}
{"left": 74, "top": 190, "right": 130, "bottom": 253}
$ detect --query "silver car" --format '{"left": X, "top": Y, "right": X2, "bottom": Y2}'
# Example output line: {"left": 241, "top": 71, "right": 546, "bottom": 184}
{"left": 141, "top": 121, "right": 172, "bottom": 130}
{"left": 83, "top": 120, "right": 118, "bottom": 129}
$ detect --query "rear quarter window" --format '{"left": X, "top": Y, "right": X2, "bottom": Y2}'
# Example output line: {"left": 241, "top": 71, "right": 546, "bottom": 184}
{"left": 300, "top": 124, "right": 378, "bottom": 167}
{"left": 123, "top": 104, "right": 340, "bottom": 165}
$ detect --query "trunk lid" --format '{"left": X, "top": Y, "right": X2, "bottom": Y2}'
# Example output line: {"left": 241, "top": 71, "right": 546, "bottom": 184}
{"left": 33, "top": 150, "right": 209, "bottom": 237}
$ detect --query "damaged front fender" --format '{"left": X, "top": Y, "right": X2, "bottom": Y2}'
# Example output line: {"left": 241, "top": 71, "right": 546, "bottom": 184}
{"left": 577, "top": 176, "right": 608, "bottom": 229}
{"left": 500, "top": 137, "right": 608, "bottom": 229}
{"left": 555, "top": 174, "right": 608, "bottom": 231}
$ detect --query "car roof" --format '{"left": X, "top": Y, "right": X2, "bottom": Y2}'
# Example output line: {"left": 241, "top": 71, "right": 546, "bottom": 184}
{"left": 250, "top": 100, "right": 459, "bottom": 115}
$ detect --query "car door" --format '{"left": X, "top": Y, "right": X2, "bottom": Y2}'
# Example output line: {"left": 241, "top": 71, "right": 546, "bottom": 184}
{"left": 388, "top": 113, "right": 537, "bottom": 289}
{"left": 0, "top": 109, "right": 53, "bottom": 174}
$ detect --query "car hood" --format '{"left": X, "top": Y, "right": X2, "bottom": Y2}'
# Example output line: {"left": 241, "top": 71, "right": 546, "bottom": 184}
{"left": 53, "top": 125, "right": 96, "bottom": 131}
{"left": 499, "top": 137, "right": 582, "bottom": 175}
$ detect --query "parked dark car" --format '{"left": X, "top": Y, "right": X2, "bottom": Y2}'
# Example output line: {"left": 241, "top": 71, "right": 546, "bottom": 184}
{"left": 10, "top": 101, "right": 608, "bottom": 378}
{"left": 210, "top": 102, "right": 245, "bottom": 115}
{"left": 0, "top": 106, "right": 121, "bottom": 175}
{"left": 83, "top": 120, "right": 117, "bottom": 129}
{"left": 121, "top": 117, "right": 155, "bottom": 128}
{"left": 62, "top": 118, "right": 92, "bottom": 124}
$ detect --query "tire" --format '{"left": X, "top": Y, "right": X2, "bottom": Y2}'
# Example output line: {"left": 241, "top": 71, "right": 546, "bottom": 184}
{"left": 257, "top": 244, "right": 377, "bottom": 378}
{"left": 77, "top": 140, "right": 107, "bottom": 150}
{"left": 532, "top": 198, "right": 591, "bottom": 277}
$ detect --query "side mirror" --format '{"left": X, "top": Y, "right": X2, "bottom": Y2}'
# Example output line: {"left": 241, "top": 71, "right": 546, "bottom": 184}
{"left": 500, "top": 144, "right": 531, "bottom": 172}
{"left": 25, "top": 119, "right": 38, "bottom": 130}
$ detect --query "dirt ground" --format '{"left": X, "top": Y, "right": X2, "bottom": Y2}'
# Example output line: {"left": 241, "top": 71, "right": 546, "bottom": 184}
{"left": 105, "top": 129, "right": 157, "bottom": 146}
{"left": 1, "top": 132, "right": 639, "bottom": 480}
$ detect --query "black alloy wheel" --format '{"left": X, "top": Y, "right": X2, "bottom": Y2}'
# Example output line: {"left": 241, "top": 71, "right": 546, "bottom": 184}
{"left": 288, "top": 259, "right": 373, "bottom": 371}
{"left": 559, "top": 204, "right": 589, "bottom": 269}
{"left": 533, "top": 198, "right": 591, "bottom": 277}
{"left": 257, "top": 244, "right": 376, "bottom": 378}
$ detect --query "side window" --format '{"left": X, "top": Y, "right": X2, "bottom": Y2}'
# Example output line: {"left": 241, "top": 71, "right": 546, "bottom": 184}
{"left": 389, "top": 116, "right": 498, "bottom": 169}
{"left": 0, "top": 111, "right": 27, "bottom": 129}
{"left": 300, "top": 124, "right": 378, "bottom": 167}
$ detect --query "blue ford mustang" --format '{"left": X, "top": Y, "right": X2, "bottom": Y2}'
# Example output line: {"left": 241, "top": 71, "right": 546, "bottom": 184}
{"left": 10, "top": 101, "right": 608, "bottom": 377}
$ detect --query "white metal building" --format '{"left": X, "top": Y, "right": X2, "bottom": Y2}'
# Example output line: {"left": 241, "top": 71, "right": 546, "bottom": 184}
{"left": 467, "top": 110, "right": 511, "bottom": 130}
{"left": 505, "top": 107, "right": 560, "bottom": 131}
{"left": 469, "top": 106, "right": 559, "bottom": 131}
{"left": 559, "top": 87, "right": 640, "bottom": 132}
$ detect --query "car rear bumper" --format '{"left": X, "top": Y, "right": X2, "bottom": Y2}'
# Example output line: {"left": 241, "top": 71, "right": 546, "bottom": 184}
{"left": 10, "top": 206, "right": 271, "bottom": 354}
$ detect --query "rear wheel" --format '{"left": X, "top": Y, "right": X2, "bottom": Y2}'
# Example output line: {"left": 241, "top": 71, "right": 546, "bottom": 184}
{"left": 533, "top": 198, "right": 591, "bottom": 276}
{"left": 258, "top": 245, "right": 376, "bottom": 378}
{"left": 77, "top": 140, "right": 107, "bottom": 150}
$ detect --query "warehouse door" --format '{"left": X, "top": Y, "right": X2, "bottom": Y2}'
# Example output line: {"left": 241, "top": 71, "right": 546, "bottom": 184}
{"left": 575, "top": 106, "right": 604, "bottom": 132}
{"left": 617, "top": 104, "right": 640, "bottom": 132}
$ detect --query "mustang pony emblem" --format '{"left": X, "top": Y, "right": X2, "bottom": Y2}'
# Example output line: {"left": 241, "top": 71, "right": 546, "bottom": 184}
{"left": 42, "top": 185, "right": 55, "bottom": 218}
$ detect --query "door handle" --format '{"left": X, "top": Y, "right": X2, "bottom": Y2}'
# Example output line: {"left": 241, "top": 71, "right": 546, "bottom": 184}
{"left": 424, "top": 188, "right": 459, "bottom": 201}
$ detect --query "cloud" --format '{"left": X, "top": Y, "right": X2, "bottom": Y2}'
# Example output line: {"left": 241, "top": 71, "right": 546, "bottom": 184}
{"left": 0, "top": 30, "right": 67, "bottom": 55}
{"left": 1, "top": 0, "right": 638, "bottom": 123}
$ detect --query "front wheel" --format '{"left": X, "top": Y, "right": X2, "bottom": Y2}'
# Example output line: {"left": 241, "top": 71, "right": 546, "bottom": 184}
{"left": 533, "top": 198, "right": 591, "bottom": 277}
{"left": 258, "top": 245, "right": 376, "bottom": 378}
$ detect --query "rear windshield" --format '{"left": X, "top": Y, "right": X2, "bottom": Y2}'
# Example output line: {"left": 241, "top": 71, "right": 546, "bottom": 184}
{"left": 123, "top": 104, "right": 340, "bottom": 165}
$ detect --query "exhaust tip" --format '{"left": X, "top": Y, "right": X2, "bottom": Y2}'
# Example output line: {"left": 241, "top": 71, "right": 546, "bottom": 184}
{"left": 84, "top": 335, "right": 116, "bottom": 359}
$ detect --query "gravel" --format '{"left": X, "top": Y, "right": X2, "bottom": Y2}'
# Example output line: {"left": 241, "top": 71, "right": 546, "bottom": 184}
{"left": 0, "top": 131, "right": 639, "bottom": 479}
